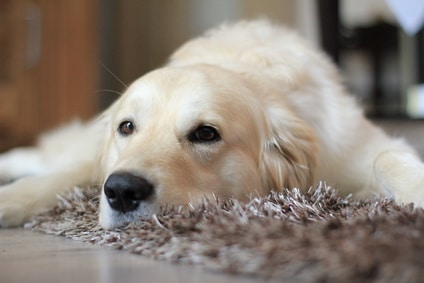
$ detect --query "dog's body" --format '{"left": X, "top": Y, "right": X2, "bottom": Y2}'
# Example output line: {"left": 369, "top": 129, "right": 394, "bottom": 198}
{"left": 1, "top": 20, "right": 423, "bottom": 229}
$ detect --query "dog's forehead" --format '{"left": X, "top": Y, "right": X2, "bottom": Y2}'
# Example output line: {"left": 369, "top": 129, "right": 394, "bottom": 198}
{"left": 125, "top": 68, "right": 216, "bottom": 103}
{"left": 122, "top": 67, "right": 246, "bottom": 117}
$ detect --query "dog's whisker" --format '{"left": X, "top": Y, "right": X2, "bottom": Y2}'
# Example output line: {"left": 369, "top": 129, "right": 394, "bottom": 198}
{"left": 95, "top": 89, "right": 123, "bottom": 97}
{"left": 98, "top": 60, "right": 128, "bottom": 89}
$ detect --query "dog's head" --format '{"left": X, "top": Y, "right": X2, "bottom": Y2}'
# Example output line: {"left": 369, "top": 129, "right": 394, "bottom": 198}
{"left": 98, "top": 65, "right": 317, "bottom": 229}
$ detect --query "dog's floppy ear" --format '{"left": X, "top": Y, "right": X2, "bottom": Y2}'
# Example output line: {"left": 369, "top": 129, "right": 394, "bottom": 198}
{"left": 259, "top": 106, "right": 318, "bottom": 192}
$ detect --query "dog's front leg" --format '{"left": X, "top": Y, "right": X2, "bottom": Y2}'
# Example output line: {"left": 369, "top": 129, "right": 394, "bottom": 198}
{"left": 0, "top": 162, "right": 96, "bottom": 227}
{"left": 0, "top": 147, "right": 47, "bottom": 182}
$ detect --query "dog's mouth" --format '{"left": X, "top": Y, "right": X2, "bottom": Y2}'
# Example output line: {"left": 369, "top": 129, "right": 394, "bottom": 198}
{"left": 99, "top": 194, "right": 157, "bottom": 229}
{"left": 99, "top": 171, "right": 157, "bottom": 229}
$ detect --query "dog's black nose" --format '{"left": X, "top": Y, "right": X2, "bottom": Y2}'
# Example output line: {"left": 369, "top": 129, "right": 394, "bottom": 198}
{"left": 103, "top": 172, "right": 154, "bottom": 213}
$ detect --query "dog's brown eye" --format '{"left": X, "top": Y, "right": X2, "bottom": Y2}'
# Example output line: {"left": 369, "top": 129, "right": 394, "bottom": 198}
{"left": 189, "top": 125, "right": 220, "bottom": 143}
{"left": 118, "top": 121, "right": 135, "bottom": 136}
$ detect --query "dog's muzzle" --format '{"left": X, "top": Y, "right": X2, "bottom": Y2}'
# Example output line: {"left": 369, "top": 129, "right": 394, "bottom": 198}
{"left": 103, "top": 172, "right": 154, "bottom": 213}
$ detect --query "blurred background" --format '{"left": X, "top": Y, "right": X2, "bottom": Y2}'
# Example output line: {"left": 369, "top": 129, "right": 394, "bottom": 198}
{"left": 1, "top": 0, "right": 424, "bottom": 152}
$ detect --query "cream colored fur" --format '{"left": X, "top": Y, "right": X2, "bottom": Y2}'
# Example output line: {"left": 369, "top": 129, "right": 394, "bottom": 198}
{"left": 1, "top": 20, "right": 423, "bottom": 229}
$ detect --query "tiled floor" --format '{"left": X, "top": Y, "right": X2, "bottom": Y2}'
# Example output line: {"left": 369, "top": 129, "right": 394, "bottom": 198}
{"left": 0, "top": 120, "right": 423, "bottom": 283}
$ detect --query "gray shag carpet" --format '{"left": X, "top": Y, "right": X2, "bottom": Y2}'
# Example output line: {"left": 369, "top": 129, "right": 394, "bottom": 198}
{"left": 24, "top": 184, "right": 424, "bottom": 283}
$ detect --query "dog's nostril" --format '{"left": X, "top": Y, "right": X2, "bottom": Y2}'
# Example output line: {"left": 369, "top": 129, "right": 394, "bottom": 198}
{"left": 103, "top": 172, "right": 154, "bottom": 213}
{"left": 104, "top": 189, "right": 116, "bottom": 199}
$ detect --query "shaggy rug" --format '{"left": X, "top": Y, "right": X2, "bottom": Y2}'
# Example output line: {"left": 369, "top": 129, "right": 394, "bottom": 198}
{"left": 24, "top": 183, "right": 424, "bottom": 283}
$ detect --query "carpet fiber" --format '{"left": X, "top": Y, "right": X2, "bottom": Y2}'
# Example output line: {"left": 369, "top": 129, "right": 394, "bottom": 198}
{"left": 25, "top": 184, "right": 424, "bottom": 283}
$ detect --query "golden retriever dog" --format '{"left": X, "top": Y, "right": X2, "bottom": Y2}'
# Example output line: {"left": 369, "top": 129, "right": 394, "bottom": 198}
{"left": 1, "top": 20, "right": 424, "bottom": 229}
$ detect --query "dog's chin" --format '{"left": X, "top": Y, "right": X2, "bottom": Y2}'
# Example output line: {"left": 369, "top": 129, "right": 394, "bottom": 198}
{"left": 98, "top": 195, "right": 156, "bottom": 229}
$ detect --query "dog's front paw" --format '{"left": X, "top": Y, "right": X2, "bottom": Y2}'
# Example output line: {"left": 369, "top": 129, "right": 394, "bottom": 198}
{"left": 0, "top": 181, "right": 44, "bottom": 228}
{"left": 0, "top": 203, "right": 26, "bottom": 228}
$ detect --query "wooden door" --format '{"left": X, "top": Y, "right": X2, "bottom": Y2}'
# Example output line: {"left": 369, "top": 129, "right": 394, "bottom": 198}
{"left": 0, "top": 0, "right": 98, "bottom": 151}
